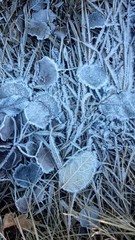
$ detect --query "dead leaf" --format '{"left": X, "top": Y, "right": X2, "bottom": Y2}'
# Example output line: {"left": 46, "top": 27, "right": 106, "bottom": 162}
{"left": 3, "top": 213, "right": 32, "bottom": 231}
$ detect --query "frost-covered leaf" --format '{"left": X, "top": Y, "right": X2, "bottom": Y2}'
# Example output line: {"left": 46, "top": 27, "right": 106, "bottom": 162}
{"left": 32, "top": 9, "right": 56, "bottom": 23}
{"left": 79, "top": 205, "right": 100, "bottom": 228}
{"left": 35, "top": 56, "right": 59, "bottom": 88}
{"left": 18, "top": 141, "right": 39, "bottom": 158}
{"left": 1, "top": 150, "right": 22, "bottom": 170}
{"left": 100, "top": 91, "right": 135, "bottom": 119}
{"left": 24, "top": 92, "right": 60, "bottom": 128}
{"left": 28, "top": 20, "right": 50, "bottom": 40}
{"left": 77, "top": 63, "right": 108, "bottom": 89}
{"left": 33, "top": 184, "right": 45, "bottom": 203}
{"left": 89, "top": 11, "right": 106, "bottom": 29}
{"left": 24, "top": 101, "right": 50, "bottom": 129}
{"left": 59, "top": 151, "right": 98, "bottom": 193}
{"left": 30, "top": 0, "right": 47, "bottom": 11}
{"left": 13, "top": 162, "right": 42, "bottom": 188}
{"left": 0, "top": 81, "right": 31, "bottom": 98}
{"left": 0, "top": 81, "right": 31, "bottom": 116}
{"left": 0, "top": 115, "right": 14, "bottom": 141}
{"left": 36, "top": 142, "right": 54, "bottom": 173}
{"left": 15, "top": 195, "right": 29, "bottom": 214}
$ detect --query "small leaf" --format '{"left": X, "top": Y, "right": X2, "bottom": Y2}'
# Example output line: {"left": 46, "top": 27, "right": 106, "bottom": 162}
{"left": 3, "top": 213, "right": 32, "bottom": 231}
{"left": 59, "top": 151, "right": 98, "bottom": 193}
{"left": 89, "top": 11, "right": 106, "bottom": 29}
{"left": 0, "top": 115, "right": 14, "bottom": 141}
{"left": 77, "top": 63, "right": 108, "bottom": 89}
{"left": 0, "top": 81, "right": 31, "bottom": 98}
{"left": 33, "top": 184, "right": 45, "bottom": 203}
{"left": 2, "top": 150, "right": 22, "bottom": 170}
{"left": 35, "top": 56, "right": 59, "bottom": 88}
{"left": 15, "top": 195, "right": 29, "bottom": 214}
{"left": 79, "top": 205, "right": 100, "bottom": 228}
{"left": 24, "top": 92, "right": 60, "bottom": 128}
{"left": 28, "top": 20, "right": 50, "bottom": 40}
{"left": 32, "top": 9, "right": 57, "bottom": 23}
{"left": 13, "top": 162, "right": 42, "bottom": 188}
{"left": 36, "top": 142, "right": 54, "bottom": 174}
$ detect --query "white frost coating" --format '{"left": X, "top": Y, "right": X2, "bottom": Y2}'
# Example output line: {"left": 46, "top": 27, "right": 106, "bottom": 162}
{"left": 35, "top": 56, "right": 59, "bottom": 88}
{"left": 59, "top": 151, "right": 98, "bottom": 193}
{"left": 77, "top": 63, "right": 108, "bottom": 89}
{"left": 100, "top": 91, "right": 135, "bottom": 119}
{"left": 89, "top": 11, "right": 106, "bottom": 29}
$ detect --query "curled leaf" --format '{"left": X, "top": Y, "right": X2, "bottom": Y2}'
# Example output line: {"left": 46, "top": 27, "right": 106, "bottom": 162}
{"left": 77, "top": 63, "right": 108, "bottom": 89}
{"left": 59, "top": 151, "right": 98, "bottom": 193}
{"left": 35, "top": 56, "right": 59, "bottom": 88}
{"left": 13, "top": 162, "right": 42, "bottom": 188}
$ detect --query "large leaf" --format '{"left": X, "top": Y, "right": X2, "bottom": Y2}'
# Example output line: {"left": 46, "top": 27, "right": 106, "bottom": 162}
{"left": 59, "top": 151, "right": 98, "bottom": 193}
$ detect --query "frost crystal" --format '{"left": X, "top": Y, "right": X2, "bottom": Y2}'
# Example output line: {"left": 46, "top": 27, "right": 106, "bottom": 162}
{"left": 35, "top": 56, "right": 59, "bottom": 88}
{"left": 77, "top": 63, "right": 108, "bottom": 89}
{"left": 59, "top": 151, "right": 98, "bottom": 193}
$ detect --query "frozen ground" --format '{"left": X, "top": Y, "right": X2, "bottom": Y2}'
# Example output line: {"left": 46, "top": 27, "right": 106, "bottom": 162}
{"left": 0, "top": 0, "right": 135, "bottom": 239}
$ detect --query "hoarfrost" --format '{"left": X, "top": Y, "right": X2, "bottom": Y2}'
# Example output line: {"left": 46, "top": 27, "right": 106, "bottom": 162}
{"left": 77, "top": 63, "right": 108, "bottom": 89}
{"left": 59, "top": 151, "right": 98, "bottom": 193}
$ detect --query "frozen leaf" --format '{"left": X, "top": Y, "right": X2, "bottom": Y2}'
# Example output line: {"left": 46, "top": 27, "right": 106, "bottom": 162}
{"left": 0, "top": 115, "right": 14, "bottom": 141}
{"left": 0, "top": 150, "right": 22, "bottom": 170}
{"left": 79, "top": 205, "right": 100, "bottom": 228}
{"left": 35, "top": 56, "right": 59, "bottom": 88}
{"left": 24, "top": 101, "right": 50, "bottom": 129}
{"left": 34, "top": 92, "right": 60, "bottom": 117}
{"left": 100, "top": 91, "right": 135, "bottom": 119}
{"left": 15, "top": 195, "right": 29, "bottom": 214}
{"left": 32, "top": 9, "right": 56, "bottom": 23}
{"left": 0, "top": 81, "right": 31, "bottom": 98}
{"left": 30, "top": 0, "right": 47, "bottom": 11}
{"left": 28, "top": 20, "right": 50, "bottom": 40}
{"left": 19, "top": 141, "right": 39, "bottom": 158}
{"left": 24, "top": 92, "right": 60, "bottom": 128}
{"left": 89, "top": 11, "right": 106, "bottom": 29}
{"left": 77, "top": 63, "right": 108, "bottom": 89}
{"left": 36, "top": 142, "right": 54, "bottom": 174}
{"left": 13, "top": 162, "right": 42, "bottom": 188}
{"left": 0, "top": 81, "right": 31, "bottom": 116}
{"left": 59, "top": 151, "right": 98, "bottom": 193}
{"left": 33, "top": 184, "right": 45, "bottom": 203}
